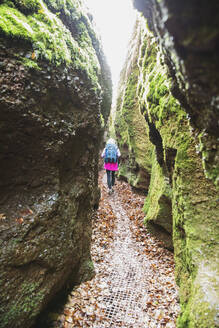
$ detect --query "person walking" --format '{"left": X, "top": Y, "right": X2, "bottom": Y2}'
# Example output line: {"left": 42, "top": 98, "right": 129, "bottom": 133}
{"left": 102, "top": 138, "right": 121, "bottom": 194}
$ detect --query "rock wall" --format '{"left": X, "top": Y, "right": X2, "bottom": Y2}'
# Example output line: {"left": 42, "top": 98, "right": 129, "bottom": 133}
{"left": 115, "top": 3, "right": 219, "bottom": 327}
{"left": 115, "top": 21, "right": 152, "bottom": 191}
{"left": 133, "top": 0, "right": 219, "bottom": 187}
{"left": 0, "top": 1, "right": 112, "bottom": 327}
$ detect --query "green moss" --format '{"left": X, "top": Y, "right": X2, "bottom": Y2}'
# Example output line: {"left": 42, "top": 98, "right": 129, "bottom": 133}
{"left": 143, "top": 150, "right": 172, "bottom": 233}
{"left": 115, "top": 80, "right": 152, "bottom": 185}
{"left": 0, "top": 5, "right": 34, "bottom": 40}
{"left": 100, "top": 113, "right": 105, "bottom": 129}
{"left": 172, "top": 132, "right": 219, "bottom": 327}
{"left": 0, "top": 0, "right": 100, "bottom": 88}
{"left": 114, "top": 23, "right": 153, "bottom": 188}
{"left": 22, "top": 57, "right": 41, "bottom": 69}
{"left": 118, "top": 163, "right": 128, "bottom": 179}
{"left": 174, "top": 135, "right": 193, "bottom": 170}
{"left": 142, "top": 56, "right": 184, "bottom": 126}
{"left": 137, "top": 27, "right": 187, "bottom": 131}
{"left": 0, "top": 281, "right": 45, "bottom": 327}
{"left": 116, "top": 69, "right": 139, "bottom": 145}
{"left": 137, "top": 22, "right": 188, "bottom": 238}
{"left": 14, "top": 0, "right": 41, "bottom": 14}
{"left": 136, "top": 19, "right": 219, "bottom": 327}
{"left": 115, "top": 14, "right": 219, "bottom": 328}
{"left": 198, "top": 131, "right": 219, "bottom": 187}
{"left": 178, "top": 262, "right": 219, "bottom": 328}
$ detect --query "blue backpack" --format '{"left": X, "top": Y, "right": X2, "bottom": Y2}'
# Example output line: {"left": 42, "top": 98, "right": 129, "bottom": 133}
{"left": 105, "top": 143, "right": 117, "bottom": 163}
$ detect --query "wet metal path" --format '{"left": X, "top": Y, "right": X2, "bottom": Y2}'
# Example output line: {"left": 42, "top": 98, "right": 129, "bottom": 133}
{"left": 93, "top": 196, "right": 155, "bottom": 327}
{"left": 41, "top": 172, "right": 179, "bottom": 327}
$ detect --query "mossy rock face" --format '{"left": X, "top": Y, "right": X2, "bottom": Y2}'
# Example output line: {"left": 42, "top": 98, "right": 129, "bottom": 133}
{"left": 143, "top": 151, "right": 173, "bottom": 248}
{"left": 173, "top": 135, "right": 219, "bottom": 327}
{"left": 137, "top": 17, "right": 219, "bottom": 328}
{"left": 136, "top": 19, "right": 184, "bottom": 250}
{"left": 114, "top": 19, "right": 153, "bottom": 192}
{"left": 115, "top": 8, "right": 219, "bottom": 327}
{"left": 173, "top": 135, "right": 219, "bottom": 328}
{"left": 0, "top": 1, "right": 111, "bottom": 327}
{"left": 133, "top": 0, "right": 219, "bottom": 187}
{"left": 0, "top": 0, "right": 112, "bottom": 118}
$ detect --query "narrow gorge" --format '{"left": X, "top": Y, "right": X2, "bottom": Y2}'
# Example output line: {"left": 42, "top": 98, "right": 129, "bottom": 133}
{"left": 0, "top": 0, "right": 111, "bottom": 327}
{"left": 0, "top": 0, "right": 218, "bottom": 328}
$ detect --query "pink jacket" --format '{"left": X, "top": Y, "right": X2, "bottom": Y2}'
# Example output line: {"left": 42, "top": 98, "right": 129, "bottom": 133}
{"left": 101, "top": 146, "right": 121, "bottom": 171}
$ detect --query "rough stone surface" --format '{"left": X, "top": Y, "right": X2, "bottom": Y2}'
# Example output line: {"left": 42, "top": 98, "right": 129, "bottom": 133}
{"left": 115, "top": 4, "right": 219, "bottom": 327}
{"left": 115, "top": 20, "right": 152, "bottom": 192}
{"left": 133, "top": 0, "right": 219, "bottom": 187}
{"left": 0, "top": 1, "right": 112, "bottom": 327}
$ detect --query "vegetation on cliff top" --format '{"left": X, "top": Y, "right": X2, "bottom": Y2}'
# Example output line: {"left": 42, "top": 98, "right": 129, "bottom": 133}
{"left": 0, "top": 0, "right": 100, "bottom": 88}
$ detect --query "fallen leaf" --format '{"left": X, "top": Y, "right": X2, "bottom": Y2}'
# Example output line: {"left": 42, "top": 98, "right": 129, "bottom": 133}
{"left": 20, "top": 208, "right": 33, "bottom": 216}
{"left": 16, "top": 217, "right": 24, "bottom": 224}
{"left": 0, "top": 213, "right": 6, "bottom": 220}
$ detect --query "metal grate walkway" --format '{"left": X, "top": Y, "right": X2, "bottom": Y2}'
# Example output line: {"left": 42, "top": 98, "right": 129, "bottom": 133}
{"left": 93, "top": 198, "right": 150, "bottom": 327}
{"left": 42, "top": 173, "right": 179, "bottom": 327}
{"left": 90, "top": 187, "right": 178, "bottom": 328}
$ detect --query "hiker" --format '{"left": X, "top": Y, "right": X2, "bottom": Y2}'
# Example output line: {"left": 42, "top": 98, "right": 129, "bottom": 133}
{"left": 102, "top": 138, "right": 121, "bottom": 194}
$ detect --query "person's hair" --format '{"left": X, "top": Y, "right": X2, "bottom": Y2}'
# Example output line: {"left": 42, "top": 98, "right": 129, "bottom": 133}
{"left": 107, "top": 138, "right": 116, "bottom": 144}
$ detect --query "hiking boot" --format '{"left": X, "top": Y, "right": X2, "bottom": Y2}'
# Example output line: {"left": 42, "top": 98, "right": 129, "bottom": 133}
{"left": 108, "top": 188, "right": 112, "bottom": 195}
{"left": 111, "top": 187, "right": 114, "bottom": 193}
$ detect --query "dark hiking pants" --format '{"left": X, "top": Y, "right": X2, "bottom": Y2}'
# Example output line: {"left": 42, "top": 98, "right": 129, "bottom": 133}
{"left": 106, "top": 170, "right": 115, "bottom": 189}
